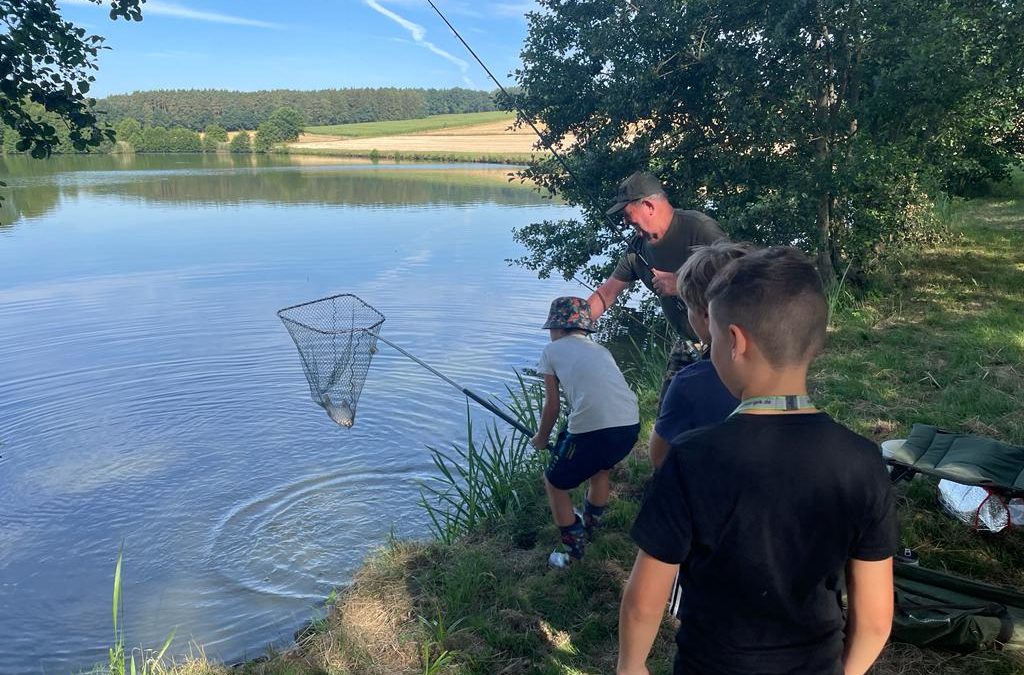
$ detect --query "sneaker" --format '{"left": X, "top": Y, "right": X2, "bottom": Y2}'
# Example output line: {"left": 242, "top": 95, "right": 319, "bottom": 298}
{"left": 895, "top": 547, "right": 920, "bottom": 566}
{"left": 582, "top": 511, "right": 602, "bottom": 539}
{"left": 548, "top": 548, "right": 574, "bottom": 569}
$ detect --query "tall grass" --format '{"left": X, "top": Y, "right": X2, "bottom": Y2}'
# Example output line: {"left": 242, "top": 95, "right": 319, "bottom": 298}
{"left": 826, "top": 261, "right": 855, "bottom": 327}
{"left": 418, "top": 372, "right": 547, "bottom": 544}
{"left": 108, "top": 546, "right": 176, "bottom": 675}
{"left": 985, "top": 165, "right": 1024, "bottom": 199}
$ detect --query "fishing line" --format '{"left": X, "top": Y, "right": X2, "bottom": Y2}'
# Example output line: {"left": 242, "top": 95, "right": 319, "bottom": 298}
{"left": 421, "top": 0, "right": 688, "bottom": 338}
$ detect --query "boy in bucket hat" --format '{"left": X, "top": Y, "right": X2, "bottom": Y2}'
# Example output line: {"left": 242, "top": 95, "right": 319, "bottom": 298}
{"left": 532, "top": 297, "right": 640, "bottom": 568}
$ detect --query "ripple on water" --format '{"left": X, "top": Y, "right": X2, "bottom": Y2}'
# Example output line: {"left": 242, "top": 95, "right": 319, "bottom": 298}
{"left": 208, "top": 464, "right": 429, "bottom": 600}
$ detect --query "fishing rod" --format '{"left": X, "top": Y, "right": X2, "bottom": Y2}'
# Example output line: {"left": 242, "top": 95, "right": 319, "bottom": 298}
{"left": 424, "top": 0, "right": 668, "bottom": 313}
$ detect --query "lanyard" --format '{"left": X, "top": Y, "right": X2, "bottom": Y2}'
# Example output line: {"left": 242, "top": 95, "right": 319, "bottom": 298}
{"left": 731, "top": 395, "right": 815, "bottom": 416}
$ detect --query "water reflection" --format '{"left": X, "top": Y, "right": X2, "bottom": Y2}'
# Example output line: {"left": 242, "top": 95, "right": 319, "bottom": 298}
{"left": 0, "top": 154, "right": 548, "bottom": 224}
{"left": 0, "top": 154, "right": 577, "bottom": 674}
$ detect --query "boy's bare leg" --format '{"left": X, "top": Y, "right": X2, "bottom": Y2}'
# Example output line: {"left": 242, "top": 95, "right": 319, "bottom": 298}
{"left": 544, "top": 476, "right": 576, "bottom": 527}
{"left": 587, "top": 470, "right": 611, "bottom": 508}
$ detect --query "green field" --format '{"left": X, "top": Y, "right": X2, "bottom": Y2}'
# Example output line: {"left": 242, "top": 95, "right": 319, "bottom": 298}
{"left": 305, "top": 111, "right": 515, "bottom": 138}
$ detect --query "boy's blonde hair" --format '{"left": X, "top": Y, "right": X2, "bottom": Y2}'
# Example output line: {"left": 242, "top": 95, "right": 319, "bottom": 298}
{"left": 676, "top": 240, "right": 754, "bottom": 312}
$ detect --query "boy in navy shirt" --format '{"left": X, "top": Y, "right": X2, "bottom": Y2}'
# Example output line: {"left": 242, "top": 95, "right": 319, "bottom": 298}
{"left": 618, "top": 247, "right": 896, "bottom": 675}
{"left": 648, "top": 241, "right": 751, "bottom": 469}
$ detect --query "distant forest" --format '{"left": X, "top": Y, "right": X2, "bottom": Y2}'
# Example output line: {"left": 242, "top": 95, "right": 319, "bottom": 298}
{"left": 96, "top": 87, "right": 500, "bottom": 131}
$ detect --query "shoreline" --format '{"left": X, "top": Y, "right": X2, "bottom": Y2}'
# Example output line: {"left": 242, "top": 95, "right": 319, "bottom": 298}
{"left": 149, "top": 196, "right": 1024, "bottom": 675}
{"left": 279, "top": 146, "right": 543, "bottom": 165}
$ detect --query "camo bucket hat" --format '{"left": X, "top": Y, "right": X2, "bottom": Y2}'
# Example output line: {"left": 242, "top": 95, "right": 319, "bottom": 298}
{"left": 542, "top": 296, "right": 596, "bottom": 332}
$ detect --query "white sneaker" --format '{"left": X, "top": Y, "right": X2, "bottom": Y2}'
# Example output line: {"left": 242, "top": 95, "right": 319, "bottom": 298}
{"left": 548, "top": 549, "right": 573, "bottom": 569}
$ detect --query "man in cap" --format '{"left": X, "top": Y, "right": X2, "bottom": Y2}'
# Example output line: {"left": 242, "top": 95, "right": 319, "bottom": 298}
{"left": 588, "top": 171, "right": 726, "bottom": 408}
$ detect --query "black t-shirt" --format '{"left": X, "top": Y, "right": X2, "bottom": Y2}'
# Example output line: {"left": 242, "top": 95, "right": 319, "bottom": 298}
{"left": 612, "top": 209, "right": 725, "bottom": 338}
{"left": 631, "top": 412, "right": 897, "bottom": 675}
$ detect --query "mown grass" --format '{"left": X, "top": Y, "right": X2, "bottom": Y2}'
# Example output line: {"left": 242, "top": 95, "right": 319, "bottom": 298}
{"left": 151, "top": 197, "right": 1024, "bottom": 675}
{"left": 813, "top": 198, "right": 1024, "bottom": 591}
{"left": 305, "top": 112, "right": 516, "bottom": 139}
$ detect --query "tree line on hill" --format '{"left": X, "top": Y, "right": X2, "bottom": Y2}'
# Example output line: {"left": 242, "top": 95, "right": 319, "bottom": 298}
{"left": 1, "top": 104, "right": 307, "bottom": 154}
{"left": 94, "top": 87, "right": 498, "bottom": 131}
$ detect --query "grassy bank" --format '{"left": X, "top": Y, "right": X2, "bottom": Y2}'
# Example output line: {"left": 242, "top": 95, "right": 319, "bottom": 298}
{"left": 305, "top": 112, "right": 515, "bottom": 139}
{"left": 147, "top": 198, "right": 1023, "bottom": 675}
{"left": 280, "top": 146, "right": 539, "bottom": 165}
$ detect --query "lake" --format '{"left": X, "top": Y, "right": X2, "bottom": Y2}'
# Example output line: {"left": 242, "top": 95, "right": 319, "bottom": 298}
{"left": 0, "top": 154, "right": 579, "bottom": 674}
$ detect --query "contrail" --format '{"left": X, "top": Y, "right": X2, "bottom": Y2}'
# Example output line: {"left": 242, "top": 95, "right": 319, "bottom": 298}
{"left": 363, "top": 0, "right": 473, "bottom": 86}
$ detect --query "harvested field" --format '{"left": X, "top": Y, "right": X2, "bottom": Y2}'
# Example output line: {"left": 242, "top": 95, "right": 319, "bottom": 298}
{"left": 289, "top": 120, "right": 544, "bottom": 155}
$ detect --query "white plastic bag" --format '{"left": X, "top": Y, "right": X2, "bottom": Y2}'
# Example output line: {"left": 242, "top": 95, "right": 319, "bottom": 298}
{"left": 1010, "top": 498, "right": 1024, "bottom": 527}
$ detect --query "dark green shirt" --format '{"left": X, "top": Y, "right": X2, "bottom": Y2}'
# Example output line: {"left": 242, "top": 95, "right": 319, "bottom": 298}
{"left": 611, "top": 209, "right": 726, "bottom": 337}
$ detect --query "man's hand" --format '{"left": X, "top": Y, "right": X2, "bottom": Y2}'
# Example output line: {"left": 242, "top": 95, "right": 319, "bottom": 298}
{"left": 651, "top": 268, "right": 678, "bottom": 296}
{"left": 531, "top": 433, "right": 548, "bottom": 450}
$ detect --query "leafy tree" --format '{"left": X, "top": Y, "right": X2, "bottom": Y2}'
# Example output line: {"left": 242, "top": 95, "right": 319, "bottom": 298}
{"left": 1, "top": 0, "right": 145, "bottom": 157}
{"left": 511, "top": 0, "right": 1024, "bottom": 283}
{"left": 228, "top": 131, "right": 252, "bottom": 153}
{"left": 267, "top": 107, "right": 305, "bottom": 141}
{"left": 114, "top": 117, "right": 142, "bottom": 147}
{"left": 203, "top": 123, "right": 228, "bottom": 142}
{"left": 253, "top": 120, "right": 281, "bottom": 152}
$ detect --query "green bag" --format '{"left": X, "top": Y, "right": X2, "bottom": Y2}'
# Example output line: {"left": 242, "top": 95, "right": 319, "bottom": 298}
{"left": 892, "top": 565, "right": 1024, "bottom": 652}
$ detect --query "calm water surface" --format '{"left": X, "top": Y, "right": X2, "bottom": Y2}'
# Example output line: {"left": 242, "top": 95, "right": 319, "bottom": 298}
{"left": 0, "top": 154, "right": 578, "bottom": 674}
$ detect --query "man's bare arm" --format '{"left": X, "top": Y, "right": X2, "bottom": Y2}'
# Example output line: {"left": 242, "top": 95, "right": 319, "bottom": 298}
{"left": 648, "top": 429, "right": 671, "bottom": 470}
{"left": 588, "top": 277, "right": 630, "bottom": 321}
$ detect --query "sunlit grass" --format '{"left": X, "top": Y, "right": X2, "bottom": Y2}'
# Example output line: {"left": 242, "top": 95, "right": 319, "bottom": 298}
{"left": 305, "top": 112, "right": 516, "bottom": 138}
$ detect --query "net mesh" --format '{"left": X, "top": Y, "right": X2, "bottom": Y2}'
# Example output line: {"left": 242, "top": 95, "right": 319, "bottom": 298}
{"left": 277, "top": 294, "right": 384, "bottom": 427}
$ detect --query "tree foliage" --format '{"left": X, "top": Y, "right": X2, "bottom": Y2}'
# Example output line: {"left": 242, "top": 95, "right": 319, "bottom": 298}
{"left": 228, "top": 131, "right": 251, "bottom": 154}
{"left": 253, "top": 107, "right": 305, "bottom": 151}
{"left": 511, "top": 0, "right": 1024, "bottom": 283}
{"left": 202, "top": 123, "right": 228, "bottom": 143}
{"left": 0, "top": 0, "right": 144, "bottom": 158}
{"left": 96, "top": 87, "right": 499, "bottom": 131}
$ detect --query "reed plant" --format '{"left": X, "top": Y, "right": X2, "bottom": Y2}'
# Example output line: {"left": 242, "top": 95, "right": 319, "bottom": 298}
{"left": 418, "top": 372, "right": 547, "bottom": 544}
{"left": 108, "top": 546, "right": 176, "bottom": 675}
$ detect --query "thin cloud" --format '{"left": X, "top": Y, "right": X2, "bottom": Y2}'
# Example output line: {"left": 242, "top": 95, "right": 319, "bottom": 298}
{"left": 363, "top": 0, "right": 474, "bottom": 86}
{"left": 493, "top": 2, "right": 540, "bottom": 17}
{"left": 60, "top": 0, "right": 283, "bottom": 29}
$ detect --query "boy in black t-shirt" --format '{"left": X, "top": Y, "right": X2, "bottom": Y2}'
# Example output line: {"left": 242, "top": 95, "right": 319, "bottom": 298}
{"left": 617, "top": 247, "right": 897, "bottom": 675}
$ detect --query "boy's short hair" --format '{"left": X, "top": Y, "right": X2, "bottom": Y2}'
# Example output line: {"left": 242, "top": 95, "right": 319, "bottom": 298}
{"left": 676, "top": 240, "right": 754, "bottom": 311}
{"left": 706, "top": 247, "right": 827, "bottom": 367}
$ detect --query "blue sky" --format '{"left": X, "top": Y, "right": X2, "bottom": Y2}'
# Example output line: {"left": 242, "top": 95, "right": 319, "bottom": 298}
{"left": 58, "top": 0, "right": 538, "bottom": 97}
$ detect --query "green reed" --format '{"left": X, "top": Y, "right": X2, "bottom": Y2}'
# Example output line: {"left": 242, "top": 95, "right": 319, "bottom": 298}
{"left": 108, "top": 546, "right": 176, "bottom": 675}
{"left": 419, "top": 371, "right": 547, "bottom": 544}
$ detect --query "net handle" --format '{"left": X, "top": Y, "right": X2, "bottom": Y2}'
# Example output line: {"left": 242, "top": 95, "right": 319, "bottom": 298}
{"left": 372, "top": 333, "right": 536, "bottom": 438}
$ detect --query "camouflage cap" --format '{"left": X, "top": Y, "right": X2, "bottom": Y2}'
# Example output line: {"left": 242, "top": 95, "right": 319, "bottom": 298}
{"left": 542, "top": 296, "right": 596, "bottom": 332}
{"left": 606, "top": 171, "right": 665, "bottom": 215}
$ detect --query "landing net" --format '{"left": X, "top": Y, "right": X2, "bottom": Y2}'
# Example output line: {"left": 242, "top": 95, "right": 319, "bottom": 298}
{"left": 277, "top": 294, "right": 384, "bottom": 427}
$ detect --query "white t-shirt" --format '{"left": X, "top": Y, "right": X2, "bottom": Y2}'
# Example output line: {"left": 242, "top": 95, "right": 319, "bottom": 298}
{"left": 537, "top": 333, "right": 640, "bottom": 434}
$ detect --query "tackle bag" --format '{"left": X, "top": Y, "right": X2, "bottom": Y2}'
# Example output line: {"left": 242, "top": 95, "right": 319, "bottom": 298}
{"left": 892, "top": 564, "right": 1024, "bottom": 653}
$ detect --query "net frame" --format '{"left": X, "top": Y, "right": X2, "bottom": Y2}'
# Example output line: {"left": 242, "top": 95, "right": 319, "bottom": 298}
{"left": 277, "top": 294, "right": 385, "bottom": 425}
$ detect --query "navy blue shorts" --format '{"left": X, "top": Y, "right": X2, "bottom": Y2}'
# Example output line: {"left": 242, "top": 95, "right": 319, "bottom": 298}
{"left": 545, "top": 422, "right": 640, "bottom": 490}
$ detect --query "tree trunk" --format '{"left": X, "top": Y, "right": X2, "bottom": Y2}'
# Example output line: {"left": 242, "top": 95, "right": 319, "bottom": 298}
{"left": 815, "top": 192, "right": 835, "bottom": 284}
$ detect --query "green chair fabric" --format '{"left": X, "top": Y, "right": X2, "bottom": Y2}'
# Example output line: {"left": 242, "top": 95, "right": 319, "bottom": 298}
{"left": 888, "top": 424, "right": 1024, "bottom": 493}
